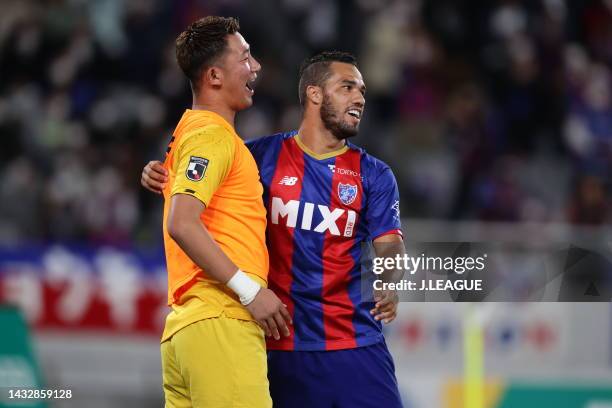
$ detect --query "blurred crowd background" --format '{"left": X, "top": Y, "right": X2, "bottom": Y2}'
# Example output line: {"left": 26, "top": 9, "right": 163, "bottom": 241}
{"left": 1, "top": 0, "right": 610, "bottom": 247}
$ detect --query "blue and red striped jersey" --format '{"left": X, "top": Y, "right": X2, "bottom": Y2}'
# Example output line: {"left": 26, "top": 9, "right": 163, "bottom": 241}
{"left": 247, "top": 131, "right": 402, "bottom": 351}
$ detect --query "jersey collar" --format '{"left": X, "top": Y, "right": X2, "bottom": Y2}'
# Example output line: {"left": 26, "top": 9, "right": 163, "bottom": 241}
{"left": 186, "top": 109, "right": 237, "bottom": 136}
{"left": 294, "top": 134, "right": 349, "bottom": 160}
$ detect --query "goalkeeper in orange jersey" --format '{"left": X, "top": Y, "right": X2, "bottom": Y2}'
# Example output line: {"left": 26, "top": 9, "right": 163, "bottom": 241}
{"left": 157, "top": 16, "right": 291, "bottom": 408}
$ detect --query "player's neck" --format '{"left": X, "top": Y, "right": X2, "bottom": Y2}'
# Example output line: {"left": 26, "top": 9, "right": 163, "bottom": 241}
{"left": 192, "top": 94, "right": 236, "bottom": 128}
{"left": 297, "top": 120, "right": 346, "bottom": 155}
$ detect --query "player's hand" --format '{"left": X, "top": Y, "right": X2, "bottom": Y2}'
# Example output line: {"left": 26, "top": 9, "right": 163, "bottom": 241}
{"left": 141, "top": 160, "right": 167, "bottom": 194}
{"left": 370, "top": 289, "right": 398, "bottom": 324}
{"left": 246, "top": 288, "right": 292, "bottom": 340}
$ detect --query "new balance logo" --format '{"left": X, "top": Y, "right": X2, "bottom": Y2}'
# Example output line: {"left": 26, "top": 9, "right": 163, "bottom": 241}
{"left": 270, "top": 197, "right": 357, "bottom": 237}
{"left": 278, "top": 176, "right": 298, "bottom": 186}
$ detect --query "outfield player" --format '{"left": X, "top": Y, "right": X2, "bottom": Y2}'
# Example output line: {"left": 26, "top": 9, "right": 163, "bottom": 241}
{"left": 143, "top": 51, "right": 405, "bottom": 407}
{"left": 158, "top": 16, "right": 290, "bottom": 408}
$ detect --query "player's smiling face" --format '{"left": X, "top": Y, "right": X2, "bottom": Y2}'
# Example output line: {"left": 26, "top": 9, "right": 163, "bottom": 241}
{"left": 218, "top": 32, "right": 261, "bottom": 111}
{"left": 320, "top": 62, "right": 366, "bottom": 139}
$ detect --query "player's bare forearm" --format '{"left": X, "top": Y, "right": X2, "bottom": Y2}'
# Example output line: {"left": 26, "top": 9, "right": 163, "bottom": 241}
{"left": 371, "top": 234, "right": 404, "bottom": 324}
{"left": 167, "top": 193, "right": 237, "bottom": 283}
{"left": 373, "top": 234, "right": 405, "bottom": 284}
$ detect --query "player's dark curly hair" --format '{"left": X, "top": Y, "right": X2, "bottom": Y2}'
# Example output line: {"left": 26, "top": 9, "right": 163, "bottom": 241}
{"left": 176, "top": 16, "right": 240, "bottom": 92}
{"left": 298, "top": 51, "right": 358, "bottom": 106}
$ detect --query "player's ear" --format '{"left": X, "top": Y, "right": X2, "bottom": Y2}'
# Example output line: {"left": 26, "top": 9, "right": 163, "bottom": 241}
{"left": 204, "top": 66, "right": 223, "bottom": 87}
{"left": 306, "top": 85, "right": 323, "bottom": 105}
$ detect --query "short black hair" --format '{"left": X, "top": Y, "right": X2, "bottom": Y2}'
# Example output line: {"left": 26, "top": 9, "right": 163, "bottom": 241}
{"left": 175, "top": 16, "right": 240, "bottom": 92}
{"left": 298, "top": 51, "right": 358, "bottom": 106}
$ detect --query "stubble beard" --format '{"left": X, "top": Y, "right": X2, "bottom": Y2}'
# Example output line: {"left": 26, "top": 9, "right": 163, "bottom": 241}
{"left": 320, "top": 94, "right": 359, "bottom": 140}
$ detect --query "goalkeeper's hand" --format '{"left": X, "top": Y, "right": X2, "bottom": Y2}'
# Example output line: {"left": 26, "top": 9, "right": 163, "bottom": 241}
{"left": 246, "top": 288, "right": 292, "bottom": 340}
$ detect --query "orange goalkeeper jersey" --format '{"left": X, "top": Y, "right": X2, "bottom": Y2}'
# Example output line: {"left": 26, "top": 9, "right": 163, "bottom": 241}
{"left": 162, "top": 109, "right": 269, "bottom": 306}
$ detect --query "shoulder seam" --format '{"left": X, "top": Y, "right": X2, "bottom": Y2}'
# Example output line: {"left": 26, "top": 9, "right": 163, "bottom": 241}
{"left": 181, "top": 124, "right": 231, "bottom": 140}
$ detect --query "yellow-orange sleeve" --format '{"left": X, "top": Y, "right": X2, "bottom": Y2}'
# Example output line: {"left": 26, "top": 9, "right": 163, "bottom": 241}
{"left": 170, "top": 125, "right": 235, "bottom": 206}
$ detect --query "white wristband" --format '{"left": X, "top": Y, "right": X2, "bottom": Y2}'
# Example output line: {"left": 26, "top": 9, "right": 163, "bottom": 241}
{"left": 226, "top": 269, "right": 261, "bottom": 305}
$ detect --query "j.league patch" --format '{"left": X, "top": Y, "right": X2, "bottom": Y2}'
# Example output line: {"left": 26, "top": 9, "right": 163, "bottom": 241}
{"left": 186, "top": 156, "right": 209, "bottom": 182}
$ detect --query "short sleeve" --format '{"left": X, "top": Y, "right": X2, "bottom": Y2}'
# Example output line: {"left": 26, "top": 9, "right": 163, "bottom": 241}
{"left": 364, "top": 165, "right": 402, "bottom": 240}
{"left": 171, "top": 125, "right": 235, "bottom": 206}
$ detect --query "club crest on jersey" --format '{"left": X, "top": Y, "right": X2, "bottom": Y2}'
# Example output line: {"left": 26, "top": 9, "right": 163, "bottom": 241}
{"left": 338, "top": 183, "right": 358, "bottom": 205}
{"left": 186, "top": 156, "right": 209, "bottom": 182}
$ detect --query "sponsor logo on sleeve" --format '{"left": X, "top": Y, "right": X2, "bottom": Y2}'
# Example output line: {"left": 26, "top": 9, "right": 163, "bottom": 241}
{"left": 392, "top": 200, "right": 400, "bottom": 219}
